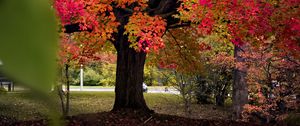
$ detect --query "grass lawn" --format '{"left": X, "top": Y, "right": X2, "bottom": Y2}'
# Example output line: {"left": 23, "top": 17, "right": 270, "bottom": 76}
{"left": 0, "top": 92, "right": 230, "bottom": 121}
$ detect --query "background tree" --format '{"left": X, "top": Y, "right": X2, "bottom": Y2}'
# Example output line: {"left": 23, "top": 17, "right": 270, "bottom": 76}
{"left": 177, "top": 0, "right": 300, "bottom": 119}
{"left": 57, "top": 32, "right": 107, "bottom": 116}
{"left": 196, "top": 34, "right": 234, "bottom": 106}
{"left": 239, "top": 43, "right": 300, "bottom": 124}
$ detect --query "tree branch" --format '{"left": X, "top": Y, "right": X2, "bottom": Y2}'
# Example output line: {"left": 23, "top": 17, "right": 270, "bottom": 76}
{"left": 167, "top": 22, "right": 191, "bottom": 29}
{"left": 64, "top": 23, "right": 92, "bottom": 33}
{"left": 159, "top": 11, "right": 177, "bottom": 18}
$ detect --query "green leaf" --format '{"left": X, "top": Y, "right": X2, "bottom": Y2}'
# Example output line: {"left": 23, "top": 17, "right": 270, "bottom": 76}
{"left": 0, "top": 0, "right": 58, "bottom": 92}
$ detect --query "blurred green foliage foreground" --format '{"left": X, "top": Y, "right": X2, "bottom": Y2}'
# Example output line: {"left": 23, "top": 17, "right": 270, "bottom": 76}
{"left": 0, "top": 0, "right": 58, "bottom": 92}
{"left": 0, "top": 0, "right": 59, "bottom": 125}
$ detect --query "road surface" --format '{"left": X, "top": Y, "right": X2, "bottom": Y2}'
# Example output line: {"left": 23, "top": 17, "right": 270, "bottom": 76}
{"left": 69, "top": 87, "right": 180, "bottom": 94}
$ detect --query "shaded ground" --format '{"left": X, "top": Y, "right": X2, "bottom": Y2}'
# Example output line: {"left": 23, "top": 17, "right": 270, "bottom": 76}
{"left": 3, "top": 111, "right": 264, "bottom": 126}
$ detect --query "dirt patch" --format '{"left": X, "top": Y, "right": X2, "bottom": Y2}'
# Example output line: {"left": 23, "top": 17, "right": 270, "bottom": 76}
{"left": 9, "top": 110, "right": 269, "bottom": 126}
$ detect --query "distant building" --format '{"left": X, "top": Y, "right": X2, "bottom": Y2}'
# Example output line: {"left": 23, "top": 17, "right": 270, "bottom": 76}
{"left": 0, "top": 60, "right": 14, "bottom": 91}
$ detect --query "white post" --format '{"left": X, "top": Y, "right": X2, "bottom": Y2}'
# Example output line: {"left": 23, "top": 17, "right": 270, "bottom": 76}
{"left": 80, "top": 64, "right": 83, "bottom": 91}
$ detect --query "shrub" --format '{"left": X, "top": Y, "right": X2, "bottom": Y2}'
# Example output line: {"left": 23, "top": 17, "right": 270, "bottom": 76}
{"left": 0, "top": 86, "right": 7, "bottom": 94}
{"left": 98, "top": 63, "right": 116, "bottom": 86}
{"left": 83, "top": 67, "right": 101, "bottom": 86}
{"left": 224, "top": 97, "right": 232, "bottom": 107}
{"left": 144, "top": 66, "right": 165, "bottom": 86}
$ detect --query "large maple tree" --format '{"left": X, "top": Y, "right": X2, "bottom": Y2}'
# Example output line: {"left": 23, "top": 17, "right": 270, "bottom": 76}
{"left": 54, "top": 0, "right": 182, "bottom": 113}
{"left": 54, "top": 0, "right": 300, "bottom": 116}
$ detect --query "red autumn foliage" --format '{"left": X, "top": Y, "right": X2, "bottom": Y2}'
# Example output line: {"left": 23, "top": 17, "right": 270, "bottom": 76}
{"left": 53, "top": 0, "right": 299, "bottom": 123}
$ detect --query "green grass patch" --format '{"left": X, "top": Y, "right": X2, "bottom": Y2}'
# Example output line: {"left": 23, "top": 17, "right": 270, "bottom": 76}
{"left": 0, "top": 92, "right": 230, "bottom": 121}
{"left": 0, "top": 92, "right": 50, "bottom": 120}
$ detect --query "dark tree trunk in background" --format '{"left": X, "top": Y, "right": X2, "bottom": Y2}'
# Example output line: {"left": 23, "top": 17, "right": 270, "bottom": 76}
{"left": 57, "top": 64, "right": 70, "bottom": 116}
{"left": 57, "top": 85, "right": 66, "bottom": 116}
{"left": 195, "top": 75, "right": 213, "bottom": 104}
{"left": 65, "top": 64, "right": 70, "bottom": 116}
{"left": 216, "top": 70, "right": 232, "bottom": 106}
{"left": 216, "top": 85, "right": 228, "bottom": 107}
{"left": 297, "top": 94, "right": 300, "bottom": 111}
{"left": 216, "top": 95, "right": 225, "bottom": 106}
{"left": 232, "top": 46, "right": 248, "bottom": 120}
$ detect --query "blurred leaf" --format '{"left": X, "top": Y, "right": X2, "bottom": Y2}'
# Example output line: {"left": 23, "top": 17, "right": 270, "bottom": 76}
{"left": 0, "top": 0, "right": 58, "bottom": 91}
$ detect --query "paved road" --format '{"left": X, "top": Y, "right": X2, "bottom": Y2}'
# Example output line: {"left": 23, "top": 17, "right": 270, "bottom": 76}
{"left": 5, "top": 86, "right": 180, "bottom": 94}
{"left": 70, "top": 88, "right": 180, "bottom": 94}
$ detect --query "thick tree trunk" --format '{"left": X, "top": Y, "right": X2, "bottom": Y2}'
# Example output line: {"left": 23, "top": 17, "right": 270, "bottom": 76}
{"left": 112, "top": 29, "right": 151, "bottom": 113}
{"left": 232, "top": 46, "right": 248, "bottom": 120}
